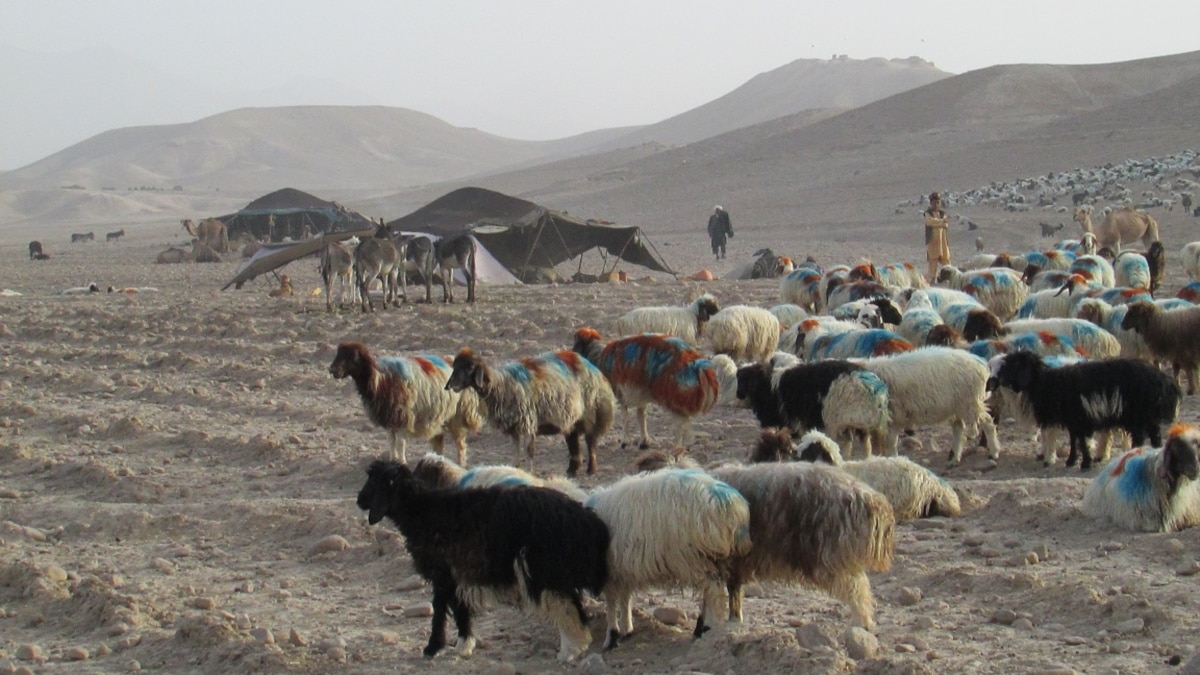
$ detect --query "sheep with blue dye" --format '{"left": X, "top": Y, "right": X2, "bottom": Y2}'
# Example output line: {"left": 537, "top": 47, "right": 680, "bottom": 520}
{"left": 410, "top": 452, "right": 586, "bottom": 502}
{"left": 704, "top": 304, "right": 782, "bottom": 364}
{"left": 1072, "top": 298, "right": 1151, "bottom": 359}
{"left": 356, "top": 460, "right": 609, "bottom": 661}
{"left": 573, "top": 328, "right": 719, "bottom": 450}
{"left": 897, "top": 290, "right": 945, "bottom": 346}
{"left": 1015, "top": 274, "right": 1093, "bottom": 319}
{"left": 986, "top": 351, "right": 1181, "bottom": 470}
{"left": 709, "top": 460, "right": 895, "bottom": 630}
{"left": 936, "top": 266, "right": 1028, "bottom": 321}
{"left": 862, "top": 347, "right": 1001, "bottom": 464}
{"left": 780, "top": 429, "right": 963, "bottom": 520}
{"left": 768, "top": 303, "right": 809, "bottom": 328}
{"left": 779, "top": 266, "right": 825, "bottom": 313}
{"left": 329, "top": 342, "right": 482, "bottom": 464}
{"left": 802, "top": 324, "right": 915, "bottom": 362}
{"left": 1002, "top": 317, "right": 1122, "bottom": 358}
{"left": 1068, "top": 254, "right": 1116, "bottom": 287}
{"left": 939, "top": 301, "right": 1005, "bottom": 341}
{"left": 967, "top": 331, "right": 1088, "bottom": 361}
{"left": 736, "top": 359, "right": 889, "bottom": 458}
{"left": 585, "top": 468, "right": 752, "bottom": 648}
{"left": 614, "top": 293, "right": 720, "bottom": 345}
{"left": 446, "top": 348, "right": 615, "bottom": 476}
{"left": 1081, "top": 424, "right": 1200, "bottom": 532}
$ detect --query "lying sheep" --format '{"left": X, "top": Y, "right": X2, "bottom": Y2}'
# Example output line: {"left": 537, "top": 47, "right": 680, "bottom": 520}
{"left": 356, "top": 460, "right": 609, "bottom": 662}
{"left": 614, "top": 293, "right": 720, "bottom": 345}
{"left": 1081, "top": 423, "right": 1200, "bottom": 532}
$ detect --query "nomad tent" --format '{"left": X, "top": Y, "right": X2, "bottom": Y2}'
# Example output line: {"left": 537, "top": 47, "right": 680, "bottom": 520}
{"left": 215, "top": 188, "right": 377, "bottom": 242}
{"left": 387, "top": 187, "right": 675, "bottom": 281}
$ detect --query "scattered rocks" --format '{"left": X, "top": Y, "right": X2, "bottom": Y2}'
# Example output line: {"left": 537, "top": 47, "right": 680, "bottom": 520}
{"left": 288, "top": 629, "right": 308, "bottom": 647}
{"left": 403, "top": 602, "right": 433, "bottom": 618}
{"left": 1176, "top": 560, "right": 1200, "bottom": 577}
{"left": 897, "top": 587, "right": 923, "bottom": 606}
{"left": 794, "top": 623, "right": 837, "bottom": 650}
{"left": 843, "top": 627, "right": 879, "bottom": 660}
{"left": 65, "top": 647, "right": 89, "bottom": 661}
{"left": 397, "top": 574, "right": 425, "bottom": 591}
{"left": 249, "top": 628, "right": 274, "bottom": 644}
{"left": 1113, "top": 617, "right": 1144, "bottom": 634}
{"left": 151, "top": 558, "right": 175, "bottom": 575}
{"left": 991, "top": 609, "right": 1018, "bottom": 625}
{"left": 307, "top": 534, "right": 349, "bottom": 557}
{"left": 188, "top": 597, "right": 216, "bottom": 610}
{"left": 15, "top": 644, "right": 41, "bottom": 661}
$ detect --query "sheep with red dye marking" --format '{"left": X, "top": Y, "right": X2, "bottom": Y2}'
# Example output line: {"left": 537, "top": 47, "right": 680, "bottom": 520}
{"left": 779, "top": 266, "right": 826, "bottom": 313}
{"left": 710, "top": 460, "right": 895, "bottom": 630}
{"left": 356, "top": 460, "right": 609, "bottom": 662}
{"left": 410, "top": 452, "right": 586, "bottom": 502}
{"left": 1081, "top": 424, "right": 1200, "bottom": 532}
{"left": 586, "top": 468, "right": 751, "bottom": 648}
{"left": 782, "top": 429, "right": 963, "bottom": 520}
{"left": 1002, "top": 317, "right": 1122, "bottom": 358}
{"left": 446, "top": 348, "right": 615, "bottom": 476}
{"left": 1015, "top": 274, "right": 1094, "bottom": 319}
{"left": 1177, "top": 280, "right": 1200, "bottom": 304}
{"left": 936, "top": 266, "right": 1028, "bottom": 321}
{"left": 939, "top": 301, "right": 1005, "bottom": 342}
{"left": 1121, "top": 301, "right": 1200, "bottom": 395}
{"left": 614, "top": 293, "right": 720, "bottom": 346}
{"left": 802, "top": 324, "right": 915, "bottom": 362}
{"left": 1068, "top": 254, "right": 1116, "bottom": 287}
{"left": 573, "top": 328, "right": 719, "bottom": 450}
{"left": 967, "top": 331, "right": 1088, "bottom": 361}
{"left": 1073, "top": 298, "right": 1151, "bottom": 359}
{"left": 329, "top": 342, "right": 482, "bottom": 464}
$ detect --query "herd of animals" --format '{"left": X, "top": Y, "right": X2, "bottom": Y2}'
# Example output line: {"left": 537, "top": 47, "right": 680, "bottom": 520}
{"left": 330, "top": 200, "right": 1200, "bottom": 660}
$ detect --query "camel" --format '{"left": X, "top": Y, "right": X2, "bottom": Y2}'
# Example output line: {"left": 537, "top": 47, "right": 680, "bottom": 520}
{"left": 181, "top": 218, "right": 230, "bottom": 254}
{"left": 191, "top": 240, "right": 222, "bottom": 263}
{"left": 156, "top": 247, "right": 193, "bottom": 264}
{"left": 1074, "top": 206, "right": 1159, "bottom": 252}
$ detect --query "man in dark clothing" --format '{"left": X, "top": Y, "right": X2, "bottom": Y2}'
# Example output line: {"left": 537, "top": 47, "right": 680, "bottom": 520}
{"left": 707, "top": 205, "right": 733, "bottom": 260}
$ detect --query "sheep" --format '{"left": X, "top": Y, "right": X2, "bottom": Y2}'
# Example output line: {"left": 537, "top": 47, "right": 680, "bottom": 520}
{"left": 967, "top": 331, "right": 1088, "bottom": 361}
{"left": 1067, "top": 254, "right": 1116, "bottom": 288}
{"left": 57, "top": 282, "right": 101, "bottom": 295}
{"left": 778, "top": 316, "right": 863, "bottom": 355}
{"left": 1072, "top": 298, "right": 1151, "bottom": 359}
{"left": 937, "top": 266, "right": 1028, "bottom": 321}
{"left": 986, "top": 351, "right": 1181, "bottom": 470}
{"left": 356, "top": 460, "right": 609, "bottom": 662}
{"left": 704, "top": 304, "right": 782, "bottom": 364}
{"left": 1023, "top": 248, "right": 1076, "bottom": 272}
{"left": 939, "top": 302, "right": 1005, "bottom": 341}
{"left": 876, "top": 261, "right": 926, "bottom": 289}
{"left": 1178, "top": 280, "right": 1200, "bottom": 304}
{"left": 785, "top": 429, "right": 963, "bottom": 520}
{"left": 1015, "top": 275, "right": 1092, "bottom": 319}
{"left": 735, "top": 360, "right": 889, "bottom": 458}
{"left": 710, "top": 353, "right": 740, "bottom": 406}
{"left": 1179, "top": 242, "right": 1200, "bottom": 280}
{"left": 829, "top": 297, "right": 903, "bottom": 326}
{"left": 614, "top": 293, "right": 720, "bottom": 345}
{"left": 897, "top": 290, "right": 945, "bottom": 346}
{"left": 779, "top": 267, "right": 825, "bottom": 313}
{"left": 1120, "top": 301, "right": 1200, "bottom": 395}
{"left": 1080, "top": 424, "right": 1200, "bottom": 532}
{"left": 585, "top": 469, "right": 752, "bottom": 648}
{"left": 410, "top": 452, "right": 586, "bottom": 502}
{"left": 1002, "top": 318, "right": 1122, "bottom": 358}
{"left": 446, "top": 348, "right": 615, "bottom": 476}
{"left": 826, "top": 279, "right": 896, "bottom": 313}
{"left": 710, "top": 461, "right": 895, "bottom": 630}
{"left": 329, "top": 342, "right": 482, "bottom": 465}
{"left": 572, "top": 328, "right": 719, "bottom": 450}
{"left": 802, "top": 325, "right": 915, "bottom": 362}
{"left": 1112, "top": 250, "right": 1151, "bottom": 291}
{"left": 1022, "top": 265, "right": 1073, "bottom": 293}
{"left": 768, "top": 303, "right": 808, "bottom": 328}
{"left": 899, "top": 286, "right": 979, "bottom": 312}
{"left": 862, "top": 347, "right": 1001, "bottom": 464}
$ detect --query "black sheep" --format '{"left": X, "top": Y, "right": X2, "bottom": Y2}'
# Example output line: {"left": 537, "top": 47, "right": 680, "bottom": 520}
{"left": 986, "top": 351, "right": 1181, "bottom": 470}
{"left": 357, "top": 460, "right": 609, "bottom": 662}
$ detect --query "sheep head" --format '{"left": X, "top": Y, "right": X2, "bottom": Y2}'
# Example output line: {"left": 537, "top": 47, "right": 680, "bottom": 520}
{"left": 572, "top": 327, "right": 603, "bottom": 358}
{"left": 358, "top": 459, "right": 413, "bottom": 525}
{"left": 986, "top": 351, "right": 1042, "bottom": 393}
{"left": 961, "top": 310, "right": 1003, "bottom": 342}
{"left": 447, "top": 348, "right": 489, "bottom": 394}
{"left": 1119, "top": 301, "right": 1155, "bottom": 333}
{"left": 693, "top": 294, "right": 721, "bottom": 323}
{"left": 794, "top": 430, "right": 843, "bottom": 465}
{"left": 1161, "top": 424, "right": 1200, "bottom": 490}
{"left": 749, "top": 427, "right": 797, "bottom": 463}
{"left": 734, "top": 363, "right": 770, "bottom": 402}
{"left": 330, "top": 342, "right": 372, "bottom": 380}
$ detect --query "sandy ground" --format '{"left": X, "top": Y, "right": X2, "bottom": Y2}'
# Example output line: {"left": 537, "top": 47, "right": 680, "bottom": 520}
{"left": 1, "top": 217, "right": 1199, "bottom": 675}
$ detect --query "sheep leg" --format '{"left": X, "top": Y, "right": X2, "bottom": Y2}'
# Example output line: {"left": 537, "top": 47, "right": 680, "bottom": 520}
{"left": 947, "top": 419, "right": 967, "bottom": 464}
{"left": 446, "top": 428, "right": 469, "bottom": 466}
{"left": 603, "top": 593, "right": 631, "bottom": 650}
{"left": 424, "top": 580, "right": 455, "bottom": 658}
{"left": 637, "top": 404, "right": 652, "bottom": 449}
{"left": 977, "top": 412, "right": 1001, "bottom": 461}
{"left": 544, "top": 592, "right": 591, "bottom": 662}
{"left": 726, "top": 577, "right": 745, "bottom": 624}
{"left": 449, "top": 595, "right": 475, "bottom": 657}
{"left": 674, "top": 414, "right": 693, "bottom": 450}
{"left": 693, "top": 580, "right": 726, "bottom": 638}
{"left": 618, "top": 404, "right": 633, "bottom": 449}
{"left": 564, "top": 431, "right": 584, "bottom": 477}
{"left": 885, "top": 427, "right": 902, "bottom": 457}
{"left": 829, "top": 573, "right": 876, "bottom": 630}
{"left": 583, "top": 430, "right": 601, "bottom": 475}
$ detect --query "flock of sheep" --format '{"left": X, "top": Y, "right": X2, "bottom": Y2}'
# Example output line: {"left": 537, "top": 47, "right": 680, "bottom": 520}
{"left": 329, "top": 213, "right": 1200, "bottom": 660}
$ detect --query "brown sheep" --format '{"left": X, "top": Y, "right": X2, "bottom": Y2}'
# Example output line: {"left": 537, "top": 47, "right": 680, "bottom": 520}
{"left": 1121, "top": 301, "right": 1200, "bottom": 395}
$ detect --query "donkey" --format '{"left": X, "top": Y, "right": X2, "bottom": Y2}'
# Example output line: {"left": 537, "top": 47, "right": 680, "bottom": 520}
{"left": 400, "top": 234, "right": 435, "bottom": 303}
{"left": 71, "top": 232, "right": 95, "bottom": 243}
{"left": 106, "top": 229, "right": 126, "bottom": 242}
{"left": 320, "top": 237, "right": 358, "bottom": 311}
{"left": 434, "top": 234, "right": 478, "bottom": 303}
{"left": 355, "top": 233, "right": 401, "bottom": 312}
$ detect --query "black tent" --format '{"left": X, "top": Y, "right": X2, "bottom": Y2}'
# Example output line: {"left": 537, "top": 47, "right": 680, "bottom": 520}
{"left": 386, "top": 187, "right": 675, "bottom": 279}
{"left": 215, "top": 188, "right": 376, "bottom": 242}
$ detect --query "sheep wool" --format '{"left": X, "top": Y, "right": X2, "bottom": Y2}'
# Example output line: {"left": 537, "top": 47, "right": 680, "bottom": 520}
{"left": 614, "top": 293, "right": 720, "bottom": 345}
{"left": 1081, "top": 424, "right": 1200, "bottom": 532}
{"left": 705, "top": 304, "right": 782, "bottom": 364}
{"left": 586, "top": 468, "right": 752, "bottom": 647}
{"left": 410, "top": 452, "right": 586, "bottom": 502}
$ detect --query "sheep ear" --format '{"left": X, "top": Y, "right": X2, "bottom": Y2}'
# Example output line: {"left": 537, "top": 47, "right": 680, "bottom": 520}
{"left": 471, "top": 364, "right": 486, "bottom": 391}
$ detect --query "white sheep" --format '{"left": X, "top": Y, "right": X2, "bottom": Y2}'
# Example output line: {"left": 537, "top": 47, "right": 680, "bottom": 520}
{"left": 779, "top": 267, "right": 826, "bottom": 313}
{"left": 614, "top": 293, "right": 721, "bottom": 345}
{"left": 705, "top": 304, "right": 782, "bottom": 364}
{"left": 585, "top": 468, "right": 752, "bottom": 647}
{"left": 710, "top": 353, "right": 740, "bottom": 406}
{"left": 937, "top": 266, "right": 1028, "bottom": 321}
{"left": 1113, "top": 250, "right": 1151, "bottom": 290}
{"left": 862, "top": 346, "right": 1001, "bottom": 464}
{"left": 710, "top": 461, "right": 895, "bottom": 630}
{"left": 802, "top": 325, "right": 915, "bottom": 362}
{"left": 789, "top": 429, "right": 963, "bottom": 520}
{"left": 1002, "top": 317, "right": 1122, "bottom": 359}
{"left": 1014, "top": 274, "right": 1092, "bottom": 319}
{"left": 409, "top": 452, "right": 587, "bottom": 502}
{"left": 1072, "top": 298, "right": 1151, "bottom": 359}
{"left": 777, "top": 316, "right": 863, "bottom": 355}
{"left": 1081, "top": 423, "right": 1200, "bottom": 532}
{"left": 768, "top": 303, "right": 809, "bottom": 328}
{"left": 1068, "top": 254, "right": 1116, "bottom": 288}
{"left": 446, "top": 348, "right": 616, "bottom": 476}
{"left": 897, "top": 290, "right": 945, "bottom": 346}
{"left": 1179, "top": 242, "right": 1200, "bottom": 280}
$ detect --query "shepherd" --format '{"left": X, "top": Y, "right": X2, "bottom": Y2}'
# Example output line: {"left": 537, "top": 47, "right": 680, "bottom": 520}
{"left": 708, "top": 205, "right": 733, "bottom": 261}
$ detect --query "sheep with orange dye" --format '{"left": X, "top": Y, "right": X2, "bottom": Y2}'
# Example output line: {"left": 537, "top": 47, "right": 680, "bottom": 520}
{"left": 446, "top": 348, "right": 615, "bottom": 476}
{"left": 573, "top": 328, "right": 719, "bottom": 450}
{"left": 328, "top": 342, "right": 482, "bottom": 464}
{"left": 1081, "top": 424, "right": 1200, "bottom": 532}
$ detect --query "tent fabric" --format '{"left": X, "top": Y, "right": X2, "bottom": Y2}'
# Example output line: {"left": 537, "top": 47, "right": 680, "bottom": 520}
{"left": 215, "top": 188, "right": 377, "bottom": 242}
{"left": 387, "top": 187, "right": 675, "bottom": 277}
{"left": 397, "top": 232, "right": 521, "bottom": 286}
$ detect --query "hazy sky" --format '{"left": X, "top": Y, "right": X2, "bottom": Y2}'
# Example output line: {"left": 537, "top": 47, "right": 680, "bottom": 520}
{"left": 2, "top": 0, "right": 1197, "bottom": 169}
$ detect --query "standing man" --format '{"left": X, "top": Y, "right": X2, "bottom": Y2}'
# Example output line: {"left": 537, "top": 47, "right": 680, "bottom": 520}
{"left": 924, "top": 192, "right": 950, "bottom": 281}
{"left": 708, "top": 205, "right": 733, "bottom": 261}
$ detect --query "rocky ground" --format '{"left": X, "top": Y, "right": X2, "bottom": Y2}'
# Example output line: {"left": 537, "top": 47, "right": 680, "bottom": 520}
{"left": 1, "top": 217, "right": 1198, "bottom": 674}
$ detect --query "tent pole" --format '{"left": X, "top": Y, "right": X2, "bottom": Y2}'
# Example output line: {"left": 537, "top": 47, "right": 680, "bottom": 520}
{"left": 640, "top": 229, "right": 678, "bottom": 278}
